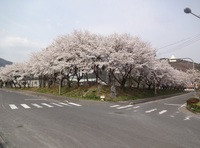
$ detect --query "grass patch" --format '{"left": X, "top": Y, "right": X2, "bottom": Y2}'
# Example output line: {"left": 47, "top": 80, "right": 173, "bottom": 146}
{"left": 187, "top": 101, "right": 200, "bottom": 113}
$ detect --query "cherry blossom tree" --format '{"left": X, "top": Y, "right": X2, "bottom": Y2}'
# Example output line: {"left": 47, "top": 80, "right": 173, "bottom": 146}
{"left": 0, "top": 62, "right": 29, "bottom": 88}
{"left": 0, "top": 30, "right": 194, "bottom": 92}
{"left": 105, "top": 33, "right": 157, "bottom": 89}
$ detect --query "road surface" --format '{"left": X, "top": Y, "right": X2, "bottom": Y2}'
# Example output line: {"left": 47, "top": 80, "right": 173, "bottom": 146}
{"left": 0, "top": 89, "right": 199, "bottom": 148}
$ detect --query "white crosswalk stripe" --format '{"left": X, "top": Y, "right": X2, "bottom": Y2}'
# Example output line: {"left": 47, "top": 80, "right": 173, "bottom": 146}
{"left": 8, "top": 101, "right": 81, "bottom": 110}
{"left": 9, "top": 104, "right": 18, "bottom": 109}
{"left": 65, "top": 101, "right": 82, "bottom": 107}
{"left": 51, "top": 103, "right": 64, "bottom": 107}
{"left": 68, "top": 102, "right": 82, "bottom": 107}
{"left": 21, "top": 104, "right": 31, "bottom": 109}
{"left": 41, "top": 103, "right": 53, "bottom": 108}
{"left": 32, "top": 103, "right": 43, "bottom": 108}
{"left": 59, "top": 102, "right": 71, "bottom": 106}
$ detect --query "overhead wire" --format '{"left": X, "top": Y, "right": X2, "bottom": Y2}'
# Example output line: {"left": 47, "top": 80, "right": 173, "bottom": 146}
{"left": 158, "top": 33, "right": 200, "bottom": 55}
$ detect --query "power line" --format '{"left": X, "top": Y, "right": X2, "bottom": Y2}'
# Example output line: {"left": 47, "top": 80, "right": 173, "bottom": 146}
{"left": 158, "top": 33, "right": 200, "bottom": 55}
{"left": 158, "top": 33, "right": 200, "bottom": 50}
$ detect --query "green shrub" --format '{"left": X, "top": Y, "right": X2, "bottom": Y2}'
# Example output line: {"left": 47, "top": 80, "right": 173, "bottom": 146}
{"left": 187, "top": 98, "right": 200, "bottom": 113}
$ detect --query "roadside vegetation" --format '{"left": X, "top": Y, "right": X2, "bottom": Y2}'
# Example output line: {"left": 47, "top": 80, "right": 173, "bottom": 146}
{"left": 0, "top": 30, "right": 199, "bottom": 103}
{"left": 15, "top": 85, "right": 184, "bottom": 102}
{"left": 187, "top": 97, "right": 200, "bottom": 113}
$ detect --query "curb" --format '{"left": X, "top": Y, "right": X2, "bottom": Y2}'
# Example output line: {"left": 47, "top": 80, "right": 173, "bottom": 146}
{"left": 127, "top": 92, "right": 187, "bottom": 105}
{"left": 178, "top": 104, "right": 200, "bottom": 119}
{"left": 0, "top": 88, "right": 81, "bottom": 103}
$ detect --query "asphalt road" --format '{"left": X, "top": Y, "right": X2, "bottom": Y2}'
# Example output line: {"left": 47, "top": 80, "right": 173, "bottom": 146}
{"left": 0, "top": 89, "right": 199, "bottom": 148}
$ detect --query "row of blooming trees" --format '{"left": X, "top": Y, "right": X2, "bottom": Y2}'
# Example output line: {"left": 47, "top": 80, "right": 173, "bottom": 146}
{"left": 0, "top": 30, "right": 198, "bottom": 90}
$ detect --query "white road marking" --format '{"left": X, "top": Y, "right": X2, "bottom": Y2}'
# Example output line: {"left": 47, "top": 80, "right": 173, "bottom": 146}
{"left": 51, "top": 103, "right": 63, "bottom": 107}
{"left": 41, "top": 103, "right": 53, "bottom": 108}
{"left": 65, "top": 101, "right": 82, "bottom": 107}
{"left": 184, "top": 116, "right": 191, "bottom": 121}
{"left": 159, "top": 110, "right": 167, "bottom": 115}
{"left": 133, "top": 106, "right": 140, "bottom": 109}
{"left": 180, "top": 103, "right": 186, "bottom": 108}
{"left": 59, "top": 102, "right": 71, "bottom": 106}
{"left": 68, "top": 102, "right": 82, "bottom": 107}
{"left": 117, "top": 105, "right": 133, "bottom": 109}
{"left": 145, "top": 108, "right": 157, "bottom": 113}
{"left": 170, "top": 111, "right": 179, "bottom": 118}
{"left": 32, "top": 104, "right": 43, "bottom": 108}
{"left": 110, "top": 105, "right": 120, "bottom": 108}
{"left": 164, "top": 103, "right": 182, "bottom": 106}
{"left": 21, "top": 104, "right": 31, "bottom": 109}
{"left": 9, "top": 104, "right": 18, "bottom": 109}
{"left": 170, "top": 115, "right": 175, "bottom": 117}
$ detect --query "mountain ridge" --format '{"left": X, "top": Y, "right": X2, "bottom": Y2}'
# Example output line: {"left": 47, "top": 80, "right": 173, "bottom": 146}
{"left": 0, "top": 58, "right": 12, "bottom": 67}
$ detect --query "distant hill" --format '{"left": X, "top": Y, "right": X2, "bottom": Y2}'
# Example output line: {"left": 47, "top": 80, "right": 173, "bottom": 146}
{"left": 0, "top": 58, "right": 12, "bottom": 67}
{"left": 170, "top": 60, "right": 200, "bottom": 72}
{"left": 161, "top": 58, "right": 200, "bottom": 72}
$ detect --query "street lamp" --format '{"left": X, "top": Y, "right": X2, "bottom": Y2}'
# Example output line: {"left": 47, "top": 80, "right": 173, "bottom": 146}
{"left": 184, "top": 8, "right": 200, "bottom": 19}
{"left": 169, "top": 56, "right": 196, "bottom": 97}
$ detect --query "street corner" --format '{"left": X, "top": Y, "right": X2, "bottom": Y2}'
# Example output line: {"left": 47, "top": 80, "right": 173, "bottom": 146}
{"left": 178, "top": 103, "right": 200, "bottom": 120}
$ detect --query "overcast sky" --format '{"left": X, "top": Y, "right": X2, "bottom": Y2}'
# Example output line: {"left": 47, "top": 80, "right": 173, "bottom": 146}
{"left": 0, "top": 0, "right": 199, "bottom": 63}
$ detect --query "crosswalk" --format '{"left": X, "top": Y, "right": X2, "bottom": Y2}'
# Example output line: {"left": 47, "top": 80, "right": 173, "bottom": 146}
{"left": 9, "top": 101, "right": 82, "bottom": 110}
{"left": 110, "top": 104, "right": 193, "bottom": 121}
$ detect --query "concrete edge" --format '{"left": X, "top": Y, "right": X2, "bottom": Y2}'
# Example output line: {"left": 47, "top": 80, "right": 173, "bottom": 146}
{"left": 178, "top": 104, "right": 200, "bottom": 119}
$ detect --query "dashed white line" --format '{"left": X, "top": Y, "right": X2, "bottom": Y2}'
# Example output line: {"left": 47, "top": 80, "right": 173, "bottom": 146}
{"left": 9, "top": 104, "right": 18, "bottom": 109}
{"left": 41, "top": 103, "right": 53, "bottom": 108}
{"left": 159, "top": 110, "right": 167, "bottom": 115}
{"left": 32, "top": 103, "right": 43, "bottom": 108}
{"left": 21, "top": 104, "right": 31, "bottom": 109}
{"left": 117, "top": 105, "right": 133, "bottom": 109}
{"left": 145, "top": 108, "right": 157, "bottom": 113}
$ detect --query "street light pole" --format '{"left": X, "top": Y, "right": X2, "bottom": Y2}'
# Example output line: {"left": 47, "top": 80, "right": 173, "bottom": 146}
{"left": 184, "top": 8, "right": 200, "bottom": 19}
{"left": 169, "top": 57, "right": 196, "bottom": 97}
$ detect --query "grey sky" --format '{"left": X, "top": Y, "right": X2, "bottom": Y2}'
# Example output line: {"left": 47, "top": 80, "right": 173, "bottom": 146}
{"left": 0, "top": 0, "right": 199, "bottom": 63}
